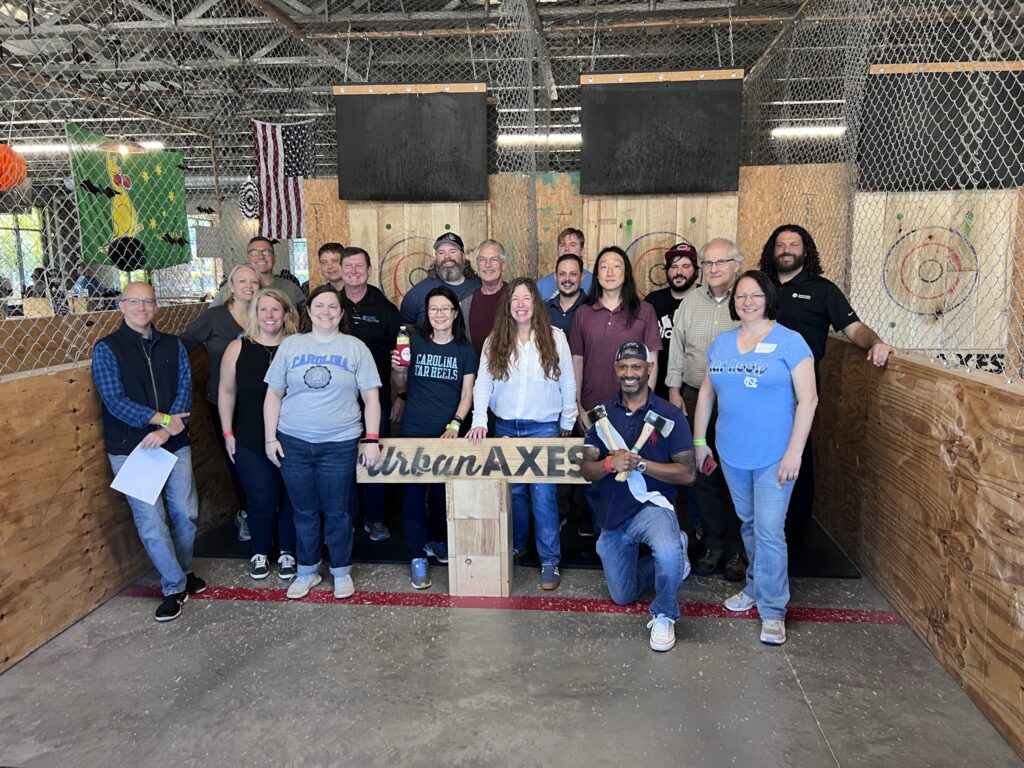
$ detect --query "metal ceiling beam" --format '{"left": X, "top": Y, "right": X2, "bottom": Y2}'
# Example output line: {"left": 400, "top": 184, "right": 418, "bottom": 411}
{"left": 0, "top": 63, "right": 214, "bottom": 137}
{"left": 243, "top": 0, "right": 365, "bottom": 81}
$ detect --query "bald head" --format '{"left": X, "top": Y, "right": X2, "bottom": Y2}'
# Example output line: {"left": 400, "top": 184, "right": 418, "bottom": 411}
{"left": 120, "top": 281, "right": 157, "bottom": 334}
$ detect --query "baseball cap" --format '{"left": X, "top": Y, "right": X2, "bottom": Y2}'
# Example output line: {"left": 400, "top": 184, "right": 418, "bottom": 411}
{"left": 433, "top": 232, "right": 465, "bottom": 253}
{"left": 665, "top": 242, "right": 698, "bottom": 268}
{"left": 615, "top": 341, "right": 649, "bottom": 363}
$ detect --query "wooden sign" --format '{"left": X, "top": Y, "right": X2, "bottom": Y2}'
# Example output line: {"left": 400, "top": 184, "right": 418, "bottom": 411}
{"left": 357, "top": 438, "right": 588, "bottom": 485}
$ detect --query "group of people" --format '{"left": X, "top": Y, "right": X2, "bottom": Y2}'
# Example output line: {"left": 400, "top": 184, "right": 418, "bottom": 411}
{"left": 93, "top": 223, "right": 894, "bottom": 653}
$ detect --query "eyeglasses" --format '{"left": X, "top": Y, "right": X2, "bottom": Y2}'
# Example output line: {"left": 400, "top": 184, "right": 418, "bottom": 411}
{"left": 122, "top": 297, "right": 157, "bottom": 307}
{"left": 734, "top": 293, "right": 766, "bottom": 301}
{"left": 427, "top": 306, "right": 455, "bottom": 315}
{"left": 247, "top": 248, "right": 274, "bottom": 257}
{"left": 476, "top": 256, "right": 503, "bottom": 265}
{"left": 700, "top": 259, "right": 735, "bottom": 268}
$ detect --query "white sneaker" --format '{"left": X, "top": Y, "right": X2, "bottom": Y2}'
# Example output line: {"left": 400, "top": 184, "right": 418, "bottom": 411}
{"left": 646, "top": 614, "right": 676, "bottom": 652}
{"left": 286, "top": 572, "right": 322, "bottom": 599}
{"left": 333, "top": 574, "right": 355, "bottom": 600}
{"left": 724, "top": 590, "right": 757, "bottom": 612}
{"left": 760, "top": 619, "right": 787, "bottom": 645}
{"left": 679, "top": 531, "right": 691, "bottom": 581}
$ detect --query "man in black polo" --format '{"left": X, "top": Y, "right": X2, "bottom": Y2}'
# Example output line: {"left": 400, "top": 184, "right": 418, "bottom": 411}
{"left": 544, "top": 252, "right": 587, "bottom": 334}
{"left": 759, "top": 224, "right": 895, "bottom": 548}
{"left": 334, "top": 245, "right": 403, "bottom": 543}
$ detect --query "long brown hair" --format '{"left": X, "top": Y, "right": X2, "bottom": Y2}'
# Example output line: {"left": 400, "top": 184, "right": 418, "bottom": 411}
{"left": 485, "top": 277, "right": 561, "bottom": 382}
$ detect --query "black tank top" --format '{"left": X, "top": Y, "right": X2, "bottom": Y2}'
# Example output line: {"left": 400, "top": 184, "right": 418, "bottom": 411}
{"left": 234, "top": 338, "right": 280, "bottom": 451}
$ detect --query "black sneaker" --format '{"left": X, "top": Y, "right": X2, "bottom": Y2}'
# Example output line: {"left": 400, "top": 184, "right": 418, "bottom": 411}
{"left": 155, "top": 591, "right": 187, "bottom": 622}
{"left": 694, "top": 546, "right": 723, "bottom": 576}
{"left": 722, "top": 552, "right": 747, "bottom": 583}
{"left": 185, "top": 572, "right": 207, "bottom": 595}
{"left": 577, "top": 515, "right": 596, "bottom": 538}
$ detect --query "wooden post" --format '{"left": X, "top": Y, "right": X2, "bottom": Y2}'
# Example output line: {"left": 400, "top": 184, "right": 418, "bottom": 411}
{"left": 358, "top": 437, "right": 586, "bottom": 597}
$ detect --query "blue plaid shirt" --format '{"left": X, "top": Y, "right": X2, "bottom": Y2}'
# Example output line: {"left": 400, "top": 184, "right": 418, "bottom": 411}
{"left": 92, "top": 330, "right": 192, "bottom": 427}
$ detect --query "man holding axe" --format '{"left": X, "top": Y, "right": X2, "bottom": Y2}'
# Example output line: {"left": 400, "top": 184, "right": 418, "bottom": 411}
{"left": 580, "top": 342, "right": 697, "bottom": 652}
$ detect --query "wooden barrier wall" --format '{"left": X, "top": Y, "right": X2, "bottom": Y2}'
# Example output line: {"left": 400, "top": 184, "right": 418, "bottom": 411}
{"left": 0, "top": 307, "right": 236, "bottom": 673}
{"left": 814, "top": 338, "right": 1024, "bottom": 757}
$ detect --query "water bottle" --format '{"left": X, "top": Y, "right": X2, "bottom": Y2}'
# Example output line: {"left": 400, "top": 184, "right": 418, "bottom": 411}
{"left": 396, "top": 325, "right": 411, "bottom": 367}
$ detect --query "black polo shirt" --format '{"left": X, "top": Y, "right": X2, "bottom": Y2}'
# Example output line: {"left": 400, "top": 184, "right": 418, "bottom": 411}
{"left": 773, "top": 269, "right": 859, "bottom": 363}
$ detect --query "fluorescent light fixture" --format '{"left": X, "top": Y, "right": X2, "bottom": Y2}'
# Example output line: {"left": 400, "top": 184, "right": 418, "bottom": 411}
{"left": 496, "top": 133, "right": 582, "bottom": 147}
{"left": 12, "top": 141, "right": 165, "bottom": 154}
{"left": 770, "top": 125, "right": 847, "bottom": 139}
{"left": 768, "top": 99, "right": 846, "bottom": 106}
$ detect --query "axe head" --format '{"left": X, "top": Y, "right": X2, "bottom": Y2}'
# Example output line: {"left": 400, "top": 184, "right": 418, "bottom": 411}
{"left": 644, "top": 409, "right": 674, "bottom": 437}
{"left": 587, "top": 404, "right": 609, "bottom": 424}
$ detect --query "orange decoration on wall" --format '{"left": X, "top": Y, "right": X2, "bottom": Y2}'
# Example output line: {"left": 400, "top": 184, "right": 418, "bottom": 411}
{"left": 0, "top": 145, "right": 29, "bottom": 191}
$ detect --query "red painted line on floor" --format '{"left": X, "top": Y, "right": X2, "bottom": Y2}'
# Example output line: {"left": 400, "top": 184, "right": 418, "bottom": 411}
{"left": 120, "top": 584, "right": 904, "bottom": 625}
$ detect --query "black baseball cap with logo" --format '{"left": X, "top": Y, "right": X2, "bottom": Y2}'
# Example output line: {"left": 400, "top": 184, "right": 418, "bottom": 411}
{"left": 433, "top": 232, "right": 465, "bottom": 253}
{"left": 615, "top": 341, "right": 649, "bottom": 363}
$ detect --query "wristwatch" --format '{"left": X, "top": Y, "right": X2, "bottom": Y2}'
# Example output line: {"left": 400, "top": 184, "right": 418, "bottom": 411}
{"left": 636, "top": 460, "right": 648, "bottom": 475}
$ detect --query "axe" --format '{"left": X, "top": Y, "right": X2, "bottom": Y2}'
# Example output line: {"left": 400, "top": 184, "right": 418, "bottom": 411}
{"left": 615, "top": 410, "right": 675, "bottom": 481}
{"left": 585, "top": 404, "right": 620, "bottom": 462}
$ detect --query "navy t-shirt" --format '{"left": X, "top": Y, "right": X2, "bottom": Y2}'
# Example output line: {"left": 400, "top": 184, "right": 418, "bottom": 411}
{"left": 400, "top": 333, "right": 478, "bottom": 438}
{"left": 584, "top": 392, "right": 693, "bottom": 531}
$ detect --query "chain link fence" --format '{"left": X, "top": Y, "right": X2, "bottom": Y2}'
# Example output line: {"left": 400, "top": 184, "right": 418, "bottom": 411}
{"left": 1, "top": 0, "right": 1022, "bottom": 382}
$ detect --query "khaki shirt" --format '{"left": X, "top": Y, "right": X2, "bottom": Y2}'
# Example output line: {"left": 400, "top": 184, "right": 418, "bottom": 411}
{"left": 664, "top": 285, "right": 740, "bottom": 389}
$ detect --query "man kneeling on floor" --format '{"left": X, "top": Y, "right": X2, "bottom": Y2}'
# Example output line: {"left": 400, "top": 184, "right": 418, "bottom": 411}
{"left": 92, "top": 281, "right": 206, "bottom": 623}
{"left": 580, "top": 342, "right": 696, "bottom": 652}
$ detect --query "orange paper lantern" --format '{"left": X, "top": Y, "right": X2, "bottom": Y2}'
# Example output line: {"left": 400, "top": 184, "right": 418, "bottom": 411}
{"left": 0, "top": 144, "right": 28, "bottom": 191}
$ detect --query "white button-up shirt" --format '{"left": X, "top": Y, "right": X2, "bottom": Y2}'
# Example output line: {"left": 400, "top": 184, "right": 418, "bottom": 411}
{"left": 471, "top": 327, "right": 577, "bottom": 430}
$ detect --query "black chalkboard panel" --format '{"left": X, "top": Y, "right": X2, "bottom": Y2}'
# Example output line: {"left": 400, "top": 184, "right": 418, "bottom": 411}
{"left": 859, "top": 71, "right": 1024, "bottom": 191}
{"left": 334, "top": 89, "right": 488, "bottom": 201}
{"left": 580, "top": 75, "right": 742, "bottom": 195}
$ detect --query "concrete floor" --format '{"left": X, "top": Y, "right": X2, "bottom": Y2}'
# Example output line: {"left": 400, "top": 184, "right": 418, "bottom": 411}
{"left": 0, "top": 558, "right": 1020, "bottom": 768}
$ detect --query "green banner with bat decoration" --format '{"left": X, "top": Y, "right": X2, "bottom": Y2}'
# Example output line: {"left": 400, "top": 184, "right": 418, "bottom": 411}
{"left": 68, "top": 122, "right": 189, "bottom": 271}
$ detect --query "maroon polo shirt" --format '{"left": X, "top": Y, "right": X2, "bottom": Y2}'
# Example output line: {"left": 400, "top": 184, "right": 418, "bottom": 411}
{"left": 469, "top": 285, "right": 507, "bottom": 359}
{"left": 568, "top": 298, "right": 662, "bottom": 412}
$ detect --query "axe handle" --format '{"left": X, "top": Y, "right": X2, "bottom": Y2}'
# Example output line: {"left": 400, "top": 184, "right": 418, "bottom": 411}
{"left": 615, "top": 422, "right": 656, "bottom": 481}
{"left": 594, "top": 417, "right": 619, "bottom": 461}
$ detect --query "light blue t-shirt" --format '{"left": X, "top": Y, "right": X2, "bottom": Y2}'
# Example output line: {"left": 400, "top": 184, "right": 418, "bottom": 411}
{"left": 535, "top": 270, "right": 593, "bottom": 301}
{"left": 264, "top": 332, "right": 381, "bottom": 443}
{"left": 707, "top": 323, "right": 812, "bottom": 470}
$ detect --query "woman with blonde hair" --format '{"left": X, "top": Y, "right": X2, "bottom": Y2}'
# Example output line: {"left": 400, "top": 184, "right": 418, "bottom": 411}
{"left": 218, "top": 287, "right": 300, "bottom": 580}
{"left": 182, "top": 263, "right": 262, "bottom": 541}
{"left": 468, "top": 277, "right": 576, "bottom": 590}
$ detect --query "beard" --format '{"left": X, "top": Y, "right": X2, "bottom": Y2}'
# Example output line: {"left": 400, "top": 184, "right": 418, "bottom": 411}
{"left": 775, "top": 252, "right": 806, "bottom": 274}
{"left": 438, "top": 263, "right": 464, "bottom": 283}
{"left": 670, "top": 272, "right": 698, "bottom": 294}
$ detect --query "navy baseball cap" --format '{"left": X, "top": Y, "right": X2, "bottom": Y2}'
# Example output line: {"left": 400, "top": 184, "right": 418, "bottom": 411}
{"left": 433, "top": 232, "right": 465, "bottom": 253}
{"left": 615, "top": 341, "right": 649, "bottom": 363}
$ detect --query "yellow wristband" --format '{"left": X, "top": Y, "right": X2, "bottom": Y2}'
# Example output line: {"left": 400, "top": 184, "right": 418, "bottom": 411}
{"left": 160, "top": 413, "right": 171, "bottom": 428}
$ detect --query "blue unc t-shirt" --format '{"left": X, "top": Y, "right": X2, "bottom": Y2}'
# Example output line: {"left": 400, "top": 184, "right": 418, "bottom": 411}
{"left": 707, "top": 323, "right": 812, "bottom": 470}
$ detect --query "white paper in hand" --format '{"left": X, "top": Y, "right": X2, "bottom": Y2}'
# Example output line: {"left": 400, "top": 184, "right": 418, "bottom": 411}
{"left": 110, "top": 445, "right": 179, "bottom": 505}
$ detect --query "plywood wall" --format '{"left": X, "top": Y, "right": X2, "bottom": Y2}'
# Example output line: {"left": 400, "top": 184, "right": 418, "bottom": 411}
{"left": 850, "top": 189, "right": 1014, "bottom": 352}
{"left": 0, "top": 332, "right": 236, "bottom": 672}
{"left": 814, "top": 338, "right": 1024, "bottom": 758}
{"left": 736, "top": 163, "right": 855, "bottom": 281}
{"left": 303, "top": 173, "right": 741, "bottom": 302}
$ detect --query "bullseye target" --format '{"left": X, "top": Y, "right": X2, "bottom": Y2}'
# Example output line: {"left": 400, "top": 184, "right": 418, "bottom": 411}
{"left": 378, "top": 235, "right": 435, "bottom": 306}
{"left": 882, "top": 227, "right": 979, "bottom": 316}
{"left": 624, "top": 231, "right": 689, "bottom": 293}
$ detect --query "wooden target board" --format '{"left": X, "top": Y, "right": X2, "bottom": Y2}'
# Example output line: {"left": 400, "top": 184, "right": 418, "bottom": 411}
{"left": 851, "top": 190, "right": 1012, "bottom": 352}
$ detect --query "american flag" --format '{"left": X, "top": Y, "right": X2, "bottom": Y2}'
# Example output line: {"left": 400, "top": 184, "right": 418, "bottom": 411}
{"left": 252, "top": 120, "right": 315, "bottom": 240}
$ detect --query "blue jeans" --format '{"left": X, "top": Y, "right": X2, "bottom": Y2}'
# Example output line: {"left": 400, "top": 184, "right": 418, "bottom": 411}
{"left": 595, "top": 503, "right": 684, "bottom": 620}
{"left": 233, "top": 442, "right": 296, "bottom": 557}
{"left": 108, "top": 446, "right": 198, "bottom": 596}
{"left": 402, "top": 483, "right": 447, "bottom": 560}
{"left": 720, "top": 459, "right": 794, "bottom": 620}
{"left": 277, "top": 433, "right": 357, "bottom": 578}
{"left": 495, "top": 418, "right": 561, "bottom": 566}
